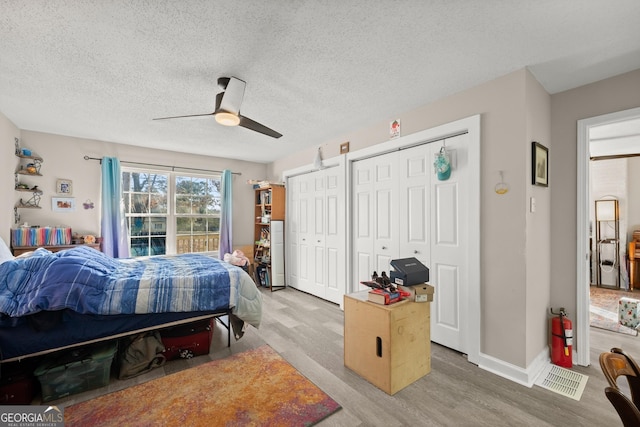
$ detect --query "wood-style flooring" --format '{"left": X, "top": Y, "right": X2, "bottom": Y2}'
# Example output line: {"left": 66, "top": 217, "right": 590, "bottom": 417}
{"left": 51, "top": 286, "right": 638, "bottom": 426}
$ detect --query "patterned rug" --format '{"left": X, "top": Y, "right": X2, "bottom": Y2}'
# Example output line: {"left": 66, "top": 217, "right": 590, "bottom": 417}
{"left": 65, "top": 345, "right": 341, "bottom": 426}
{"left": 590, "top": 286, "right": 638, "bottom": 336}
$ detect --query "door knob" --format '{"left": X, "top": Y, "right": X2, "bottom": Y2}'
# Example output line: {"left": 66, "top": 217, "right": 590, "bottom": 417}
{"left": 414, "top": 250, "right": 419, "bottom": 254}
{"left": 382, "top": 246, "right": 387, "bottom": 250}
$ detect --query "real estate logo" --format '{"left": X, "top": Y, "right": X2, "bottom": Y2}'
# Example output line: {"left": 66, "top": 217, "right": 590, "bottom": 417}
{"left": 0, "top": 405, "right": 64, "bottom": 427}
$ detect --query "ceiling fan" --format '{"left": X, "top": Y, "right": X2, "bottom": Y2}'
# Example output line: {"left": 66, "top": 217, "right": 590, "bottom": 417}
{"left": 153, "top": 76, "right": 282, "bottom": 138}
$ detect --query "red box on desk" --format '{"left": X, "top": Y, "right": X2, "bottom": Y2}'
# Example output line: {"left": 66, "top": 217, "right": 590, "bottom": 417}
{"left": 160, "top": 318, "right": 214, "bottom": 361}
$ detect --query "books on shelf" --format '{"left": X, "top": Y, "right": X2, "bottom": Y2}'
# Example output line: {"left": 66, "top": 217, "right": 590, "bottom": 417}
{"left": 367, "top": 289, "right": 403, "bottom": 305}
{"left": 11, "top": 226, "right": 72, "bottom": 247}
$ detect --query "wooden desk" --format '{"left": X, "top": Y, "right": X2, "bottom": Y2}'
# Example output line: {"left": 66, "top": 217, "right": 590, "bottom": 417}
{"left": 12, "top": 243, "right": 101, "bottom": 256}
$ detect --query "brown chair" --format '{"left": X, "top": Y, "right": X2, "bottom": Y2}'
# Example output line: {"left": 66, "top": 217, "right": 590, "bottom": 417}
{"left": 600, "top": 348, "right": 640, "bottom": 426}
{"left": 628, "top": 231, "right": 640, "bottom": 290}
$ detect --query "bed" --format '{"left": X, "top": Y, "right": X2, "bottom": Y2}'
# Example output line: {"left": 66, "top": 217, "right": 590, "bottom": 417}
{"left": 0, "top": 239, "right": 262, "bottom": 363}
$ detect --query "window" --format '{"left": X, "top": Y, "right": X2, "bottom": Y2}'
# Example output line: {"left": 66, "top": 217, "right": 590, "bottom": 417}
{"left": 122, "top": 169, "right": 221, "bottom": 257}
{"left": 175, "top": 175, "right": 221, "bottom": 254}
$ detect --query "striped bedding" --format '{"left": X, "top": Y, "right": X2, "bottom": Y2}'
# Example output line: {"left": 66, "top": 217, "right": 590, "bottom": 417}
{"left": 0, "top": 246, "right": 261, "bottom": 328}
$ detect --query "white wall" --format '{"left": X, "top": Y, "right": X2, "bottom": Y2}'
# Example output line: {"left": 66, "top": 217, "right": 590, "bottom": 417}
{"left": 3, "top": 129, "right": 268, "bottom": 250}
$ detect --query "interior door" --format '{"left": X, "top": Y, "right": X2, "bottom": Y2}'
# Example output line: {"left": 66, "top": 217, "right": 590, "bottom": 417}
{"left": 297, "top": 174, "right": 313, "bottom": 294}
{"left": 310, "top": 172, "right": 326, "bottom": 298}
{"left": 324, "top": 166, "right": 345, "bottom": 304}
{"left": 398, "top": 144, "right": 431, "bottom": 269}
{"left": 429, "top": 134, "right": 469, "bottom": 354}
{"left": 286, "top": 176, "right": 300, "bottom": 289}
{"left": 286, "top": 167, "right": 346, "bottom": 303}
{"left": 353, "top": 153, "right": 398, "bottom": 290}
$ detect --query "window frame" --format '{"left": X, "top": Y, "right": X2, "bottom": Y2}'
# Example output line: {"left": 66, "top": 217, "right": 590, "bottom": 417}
{"left": 121, "top": 167, "right": 222, "bottom": 257}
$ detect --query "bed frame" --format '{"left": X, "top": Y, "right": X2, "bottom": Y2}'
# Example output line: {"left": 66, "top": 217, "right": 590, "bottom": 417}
{"left": 0, "top": 309, "right": 233, "bottom": 364}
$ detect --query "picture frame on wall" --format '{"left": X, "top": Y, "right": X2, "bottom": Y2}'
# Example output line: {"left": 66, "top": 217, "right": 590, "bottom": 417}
{"left": 56, "top": 179, "right": 73, "bottom": 195}
{"left": 52, "top": 197, "right": 75, "bottom": 212}
{"left": 532, "top": 141, "right": 548, "bottom": 187}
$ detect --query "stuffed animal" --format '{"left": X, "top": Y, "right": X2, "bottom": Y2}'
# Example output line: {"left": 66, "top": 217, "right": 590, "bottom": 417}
{"left": 224, "top": 250, "right": 250, "bottom": 267}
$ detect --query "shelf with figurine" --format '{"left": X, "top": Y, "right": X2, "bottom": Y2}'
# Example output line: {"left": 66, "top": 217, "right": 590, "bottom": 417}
{"left": 14, "top": 138, "right": 44, "bottom": 209}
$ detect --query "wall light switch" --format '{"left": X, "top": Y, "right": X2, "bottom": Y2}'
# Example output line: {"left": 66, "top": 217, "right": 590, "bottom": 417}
{"left": 530, "top": 197, "right": 536, "bottom": 213}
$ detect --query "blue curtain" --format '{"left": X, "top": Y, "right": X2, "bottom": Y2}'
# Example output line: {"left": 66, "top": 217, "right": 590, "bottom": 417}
{"left": 100, "top": 157, "right": 130, "bottom": 258}
{"left": 219, "top": 169, "right": 232, "bottom": 258}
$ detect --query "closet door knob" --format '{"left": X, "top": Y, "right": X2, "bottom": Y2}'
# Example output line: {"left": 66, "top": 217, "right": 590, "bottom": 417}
{"left": 382, "top": 246, "right": 387, "bottom": 250}
{"left": 414, "top": 250, "right": 419, "bottom": 254}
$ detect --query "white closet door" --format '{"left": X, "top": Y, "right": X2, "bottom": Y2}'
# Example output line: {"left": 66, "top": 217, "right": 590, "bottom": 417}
{"left": 286, "top": 167, "right": 346, "bottom": 303}
{"left": 286, "top": 176, "right": 301, "bottom": 289}
{"left": 429, "top": 134, "right": 469, "bottom": 354}
{"left": 297, "top": 174, "right": 313, "bottom": 294}
{"left": 398, "top": 144, "right": 432, "bottom": 269}
{"left": 324, "top": 166, "right": 345, "bottom": 304}
{"left": 353, "top": 153, "right": 399, "bottom": 290}
{"left": 310, "top": 172, "right": 326, "bottom": 298}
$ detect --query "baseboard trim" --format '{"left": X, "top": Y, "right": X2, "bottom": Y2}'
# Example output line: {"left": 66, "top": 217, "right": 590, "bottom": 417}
{"left": 478, "top": 348, "right": 549, "bottom": 387}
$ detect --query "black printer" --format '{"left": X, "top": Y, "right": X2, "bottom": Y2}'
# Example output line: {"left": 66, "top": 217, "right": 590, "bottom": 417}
{"left": 390, "top": 257, "right": 429, "bottom": 286}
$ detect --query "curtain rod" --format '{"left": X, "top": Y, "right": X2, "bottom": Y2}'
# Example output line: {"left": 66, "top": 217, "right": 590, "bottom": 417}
{"left": 83, "top": 156, "right": 241, "bottom": 176}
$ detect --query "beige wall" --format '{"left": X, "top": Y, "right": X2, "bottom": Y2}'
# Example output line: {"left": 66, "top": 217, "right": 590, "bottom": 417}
{"left": 524, "top": 72, "right": 552, "bottom": 367}
{"left": 550, "top": 69, "right": 640, "bottom": 328}
{"left": 270, "top": 68, "right": 551, "bottom": 369}
{"left": 2, "top": 128, "right": 267, "bottom": 250}
{"left": 0, "top": 112, "right": 20, "bottom": 245}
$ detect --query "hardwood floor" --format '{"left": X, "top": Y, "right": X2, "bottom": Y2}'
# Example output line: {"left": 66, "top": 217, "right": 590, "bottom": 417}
{"left": 52, "top": 287, "right": 639, "bottom": 426}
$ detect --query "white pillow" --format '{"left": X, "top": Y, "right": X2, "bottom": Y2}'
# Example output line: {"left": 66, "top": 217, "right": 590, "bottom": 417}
{"left": 0, "top": 236, "right": 14, "bottom": 264}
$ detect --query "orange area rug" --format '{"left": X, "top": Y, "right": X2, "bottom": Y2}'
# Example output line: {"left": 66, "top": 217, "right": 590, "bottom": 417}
{"left": 65, "top": 345, "right": 341, "bottom": 426}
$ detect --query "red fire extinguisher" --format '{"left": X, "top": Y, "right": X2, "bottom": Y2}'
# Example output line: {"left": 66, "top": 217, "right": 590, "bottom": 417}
{"left": 550, "top": 307, "right": 573, "bottom": 368}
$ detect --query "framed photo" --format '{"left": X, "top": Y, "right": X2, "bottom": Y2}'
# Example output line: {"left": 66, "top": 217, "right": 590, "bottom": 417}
{"left": 52, "top": 197, "right": 76, "bottom": 212}
{"left": 56, "top": 179, "right": 73, "bottom": 195}
{"left": 532, "top": 141, "right": 548, "bottom": 187}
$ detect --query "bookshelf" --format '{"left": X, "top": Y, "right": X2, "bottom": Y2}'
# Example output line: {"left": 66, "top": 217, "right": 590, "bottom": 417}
{"left": 253, "top": 185, "right": 285, "bottom": 291}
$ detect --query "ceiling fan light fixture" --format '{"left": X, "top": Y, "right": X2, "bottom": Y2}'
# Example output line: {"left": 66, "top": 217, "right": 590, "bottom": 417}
{"left": 215, "top": 111, "right": 240, "bottom": 127}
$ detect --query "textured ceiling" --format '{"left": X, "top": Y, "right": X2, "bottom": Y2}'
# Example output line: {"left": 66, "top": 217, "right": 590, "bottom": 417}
{"left": 1, "top": 1, "right": 640, "bottom": 163}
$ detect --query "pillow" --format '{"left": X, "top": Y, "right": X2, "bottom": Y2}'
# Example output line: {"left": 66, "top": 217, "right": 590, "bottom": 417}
{"left": 0, "top": 236, "right": 14, "bottom": 264}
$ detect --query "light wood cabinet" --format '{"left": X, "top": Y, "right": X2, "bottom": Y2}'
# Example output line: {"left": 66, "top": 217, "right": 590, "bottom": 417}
{"left": 344, "top": 291, "right": 431, "bottom": 394}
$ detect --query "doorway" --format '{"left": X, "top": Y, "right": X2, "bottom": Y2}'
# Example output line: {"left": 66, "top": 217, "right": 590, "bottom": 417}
{"left": 577, "top": 106, "right": 640, "bottom": 366}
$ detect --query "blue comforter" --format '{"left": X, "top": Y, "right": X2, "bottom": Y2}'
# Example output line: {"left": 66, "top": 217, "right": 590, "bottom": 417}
{"left": 0, "top": 246, "right": 262, "bottom": 327}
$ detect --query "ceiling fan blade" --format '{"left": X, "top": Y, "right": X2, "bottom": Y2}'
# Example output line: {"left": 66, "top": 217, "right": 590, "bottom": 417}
{"left": 238, "top": 115, "right": 282, "bottom": 138}
{"left": 218, "top": 77, "right": 245, "bottom": 114}
{"left": 153, "top": 112, "right": 214, "bottom": 120}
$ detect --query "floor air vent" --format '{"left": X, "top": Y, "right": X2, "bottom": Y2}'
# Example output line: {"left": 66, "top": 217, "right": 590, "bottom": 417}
{"left": 534, "top": 364, "right": 588, "bottom": 401}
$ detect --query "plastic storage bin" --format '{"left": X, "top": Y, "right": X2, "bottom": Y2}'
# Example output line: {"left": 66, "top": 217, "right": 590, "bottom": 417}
{"left": 34, "top": 341, "right": 117, "bottom": 402}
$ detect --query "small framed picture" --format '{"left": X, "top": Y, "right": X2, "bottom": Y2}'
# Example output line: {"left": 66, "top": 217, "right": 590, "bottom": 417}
{"left": 532, "top": 141, "right": 548, "bottom": 187}
{"left": 52, "top": 197, "right": 76, "bottom": 212}
{"left": 56, "top": 179, "right": 73, "bottom": 195}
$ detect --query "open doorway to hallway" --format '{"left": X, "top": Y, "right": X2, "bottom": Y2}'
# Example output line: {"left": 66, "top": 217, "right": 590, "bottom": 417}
{"left": 578, "top": 107, "right": 640, "bottom": 366}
